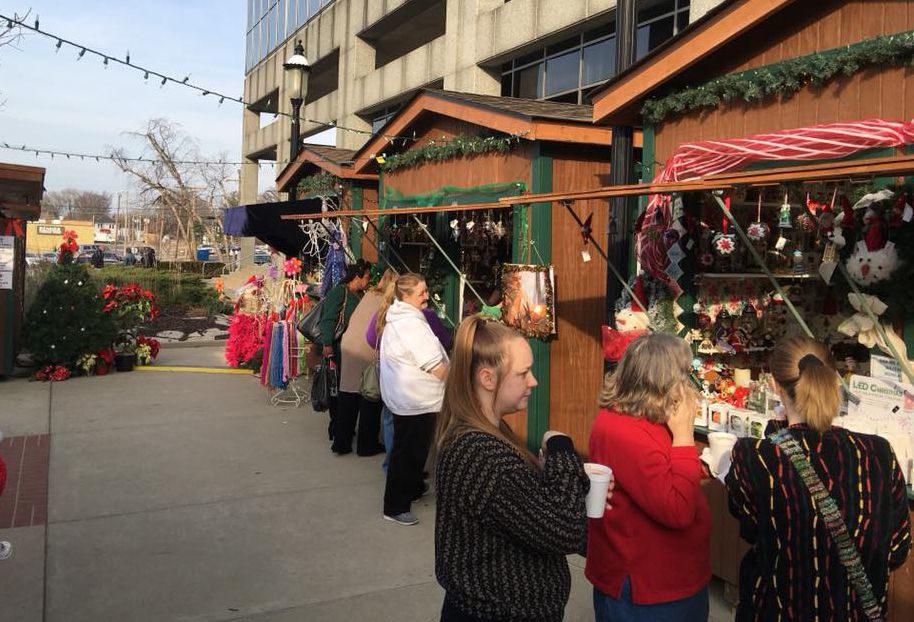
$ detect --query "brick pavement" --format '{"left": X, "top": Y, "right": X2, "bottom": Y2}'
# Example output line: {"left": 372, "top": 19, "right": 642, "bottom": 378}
{"left": 0, "top": 434, "right": 49, "bottom": 528}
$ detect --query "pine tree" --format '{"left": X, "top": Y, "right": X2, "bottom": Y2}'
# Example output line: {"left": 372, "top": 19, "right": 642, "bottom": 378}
{"left": 23, "top": 264, "right": 114, "bottom": 366}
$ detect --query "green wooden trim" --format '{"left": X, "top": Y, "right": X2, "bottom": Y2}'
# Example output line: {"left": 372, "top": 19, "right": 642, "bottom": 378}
{"left": 3, "top": 292, "right": 13, "bottom": 376}
{"left": 349, "top": 187, "right": 363, "bottom": 260}
{"left": 525, "top": 142, "right": 553, "bottom": 452}
{"left": 640, "top": 123, "right": 655, "bottom": 183}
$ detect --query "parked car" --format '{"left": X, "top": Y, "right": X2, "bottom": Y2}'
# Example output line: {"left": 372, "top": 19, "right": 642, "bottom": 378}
{"left": 25, "top": 253, "right": 41, "bottom": 265}
{"left": 253, "top": 249, "right": 271, "bottom": 265}
{"left": 103, "top": 252, "right": 122, "bottom": 266}
{"left": 41, "top": 251, "right": 58, "bottom": 262}
{"left": 75, "top": 252, "right": 94, "bottom": 264}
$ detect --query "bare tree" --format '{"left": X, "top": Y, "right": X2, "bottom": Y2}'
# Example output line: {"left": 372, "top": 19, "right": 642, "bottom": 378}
{"left": 258, "top": 187, "right": 279, "bottom": 203}
{"left": 109, "top": 119, "right": 233, "bottom": 260}
{"left": 0, "top": 11, "right": 27, "bottom": 106}
{"left": 41, "top": 189, "right": 111, "bottom": 221}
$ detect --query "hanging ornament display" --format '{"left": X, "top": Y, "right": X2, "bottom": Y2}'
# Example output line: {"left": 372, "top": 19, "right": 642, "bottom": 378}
{"left": 778, "top": 193, "right": 793, "bottom": 229}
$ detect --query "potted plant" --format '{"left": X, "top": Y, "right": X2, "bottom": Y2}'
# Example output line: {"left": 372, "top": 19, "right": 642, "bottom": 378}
{"left": 135, "top": 336, "right": 160, "bottom": 366}
{"left": 100, "top": 283, "right": 159, "bottom": 373}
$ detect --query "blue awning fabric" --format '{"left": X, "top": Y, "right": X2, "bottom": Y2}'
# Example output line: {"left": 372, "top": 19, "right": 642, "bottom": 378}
{"left": 222, "top": 198, "right": 322, "bottom": 257}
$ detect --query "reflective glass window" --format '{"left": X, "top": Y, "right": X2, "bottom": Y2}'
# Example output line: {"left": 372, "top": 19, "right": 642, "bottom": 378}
{"left": 545, "top": 49, "right": 579, "bottom": 96}
{"left": 310, "top": 0, "right": 321, "bottom": 18}
{"left": 298, "top": 0, "right": 307, "bottom": 26}
{"left": 582, "top": 37, "right": 615, "bottom": 86}
{"left": 638, "top": 0, "right": 675, "bottom": 22}
{"left": 636, "top": 16, "right": 674, "bottom": 59}
{"left": 514, "top": 63, "right": 543, "bottom": 99}
{"left": 584, "top": 21, "right": 614, "bottom": 42}
{"left": 515, "top": 49, "right": 544, "bottom": 68}
{"left": 500, "top": 72, "right": 512, "bottom": 97}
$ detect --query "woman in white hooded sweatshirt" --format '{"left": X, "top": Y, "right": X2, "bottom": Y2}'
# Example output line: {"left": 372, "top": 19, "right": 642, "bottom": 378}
{"left": 378, "top": 273, "right": 449, "bottom": 526}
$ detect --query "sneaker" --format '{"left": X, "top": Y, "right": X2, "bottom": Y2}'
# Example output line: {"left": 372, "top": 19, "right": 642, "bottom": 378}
{"left": 383, "top": 512, "right": 419, "bottom": 526}
{"left": 0, "top": 541, "right": 11, "bottom": 561}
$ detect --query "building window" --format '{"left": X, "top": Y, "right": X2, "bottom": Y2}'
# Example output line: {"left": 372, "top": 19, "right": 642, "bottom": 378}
{"left": 245, "top": 0, "right": 335, "bottom": 72}
{"left": 370, "top": 104, "right": 404, "bottom": 135}
{"left": 499, "top": 0, "right": 689, "bottom": 104}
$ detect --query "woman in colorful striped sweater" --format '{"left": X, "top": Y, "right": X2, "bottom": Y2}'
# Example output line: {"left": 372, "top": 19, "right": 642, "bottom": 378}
{"left": 726, "top": 336, "right": 911, "bottom": 620}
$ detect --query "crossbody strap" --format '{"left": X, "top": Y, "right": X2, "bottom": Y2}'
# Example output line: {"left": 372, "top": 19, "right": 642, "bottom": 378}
{"left": 335, "top": 288, "right": 348, "bottom": 335}
{"left": 768, "top": 428, "right": 884, "bottom": 621}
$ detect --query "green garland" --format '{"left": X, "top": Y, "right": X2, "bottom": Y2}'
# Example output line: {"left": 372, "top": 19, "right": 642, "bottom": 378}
{"left": 296, "top": 172, "right": 341, "bottom": 197}
{"left": 380, "top": 134, "right": 521, "bottom": 173}
{"left": 642, "top": 30, "right": 914, "bottom": 124}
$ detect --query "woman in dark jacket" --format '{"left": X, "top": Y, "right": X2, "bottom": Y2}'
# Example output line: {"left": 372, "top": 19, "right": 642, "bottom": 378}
{"left": 318, "top": 259, "right": 371, "bottom": 454}
{"left": 435, "top": 315, "right": 590, "bottom": 621}
{"left": 726, "top": 336, "right": 911, "bottom": 621}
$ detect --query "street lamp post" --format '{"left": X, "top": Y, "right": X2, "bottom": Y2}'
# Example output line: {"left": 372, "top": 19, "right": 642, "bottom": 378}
{"left": 283, "top": 39, "right": 311, "bottom": 201}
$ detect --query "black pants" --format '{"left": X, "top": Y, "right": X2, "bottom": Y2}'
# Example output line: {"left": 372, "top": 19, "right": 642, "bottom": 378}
{"left": 333, "top": 391, "right": 384, "bottom": 455}
{"left": 383, "top": 412, "right": 435, "bottom": 516}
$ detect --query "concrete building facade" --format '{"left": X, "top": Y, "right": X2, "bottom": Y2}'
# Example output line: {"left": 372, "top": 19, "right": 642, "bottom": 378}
{"left": 240, "top": 0, "right": 723, "bottom": 204}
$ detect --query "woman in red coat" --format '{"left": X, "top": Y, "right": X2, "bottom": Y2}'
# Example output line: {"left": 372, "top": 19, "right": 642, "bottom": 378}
{"left": 586, "top": 332, "right": 710, "bottom": 621}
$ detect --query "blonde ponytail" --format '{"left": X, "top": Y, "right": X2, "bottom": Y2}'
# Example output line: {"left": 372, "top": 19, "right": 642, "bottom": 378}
{"left": 769, "top": 336, "right": 841, "bottom": 432}
{"left": 375, "top": 272, "right": 423, "bottom": 340}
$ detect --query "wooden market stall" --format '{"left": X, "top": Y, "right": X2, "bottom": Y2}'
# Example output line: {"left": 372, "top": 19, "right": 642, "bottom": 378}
{"left": 0, "top": 162, "right": 45, "bottom": 376}
{"left": 275, "top": 143, "right": 380, "bottom": 262}
{"left": 545, "top": 0, "right": 914, "bottom": 613}
{"left": 287, "top": 89, "right": 640, "bottom": 451}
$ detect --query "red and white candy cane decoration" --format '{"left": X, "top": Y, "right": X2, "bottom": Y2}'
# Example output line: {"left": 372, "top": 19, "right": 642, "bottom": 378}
{"left": 638, "top": 118, "right": 914, "bottom": 289}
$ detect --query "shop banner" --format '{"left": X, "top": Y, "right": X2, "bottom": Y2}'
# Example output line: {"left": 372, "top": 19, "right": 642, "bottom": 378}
{"left": 0, "top": 236, "right": 14, "bottom": 289}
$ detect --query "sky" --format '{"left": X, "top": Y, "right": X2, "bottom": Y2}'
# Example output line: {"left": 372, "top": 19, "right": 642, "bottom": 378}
{"left": 0, "top": 1, "right": 306, "bottom": 199}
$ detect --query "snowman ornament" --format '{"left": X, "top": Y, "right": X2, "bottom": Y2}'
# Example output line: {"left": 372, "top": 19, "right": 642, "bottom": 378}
{"left": 846, "top": 205, "right": 899, "bottom": 286}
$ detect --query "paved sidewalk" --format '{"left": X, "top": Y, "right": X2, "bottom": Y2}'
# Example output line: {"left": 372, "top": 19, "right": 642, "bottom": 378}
{"left": 0, "top": 345, "right": 734, "bottom": 621}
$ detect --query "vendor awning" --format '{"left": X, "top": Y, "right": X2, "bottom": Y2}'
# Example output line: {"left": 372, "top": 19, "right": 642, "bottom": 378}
{"left": 495, "top": 153, "right": 914, "bottom": 205}
{"left": 223, "top": 198, "right": 323, "bottom": 256}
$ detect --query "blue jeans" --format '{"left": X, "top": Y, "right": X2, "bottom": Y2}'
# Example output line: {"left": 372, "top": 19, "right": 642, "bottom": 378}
{"left": 594, "top": 579, "right": 708, "bottom": 622}
{"left": 381, "top": 405, "right": 394, "bottom": 472}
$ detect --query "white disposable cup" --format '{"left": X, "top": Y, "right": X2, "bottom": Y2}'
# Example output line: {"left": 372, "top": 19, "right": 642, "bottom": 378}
{"left": 584, "top": 463, "right": 613, "bottom": 519}
{"left": 707, "top": 432, "right": 738, "bottom": 474}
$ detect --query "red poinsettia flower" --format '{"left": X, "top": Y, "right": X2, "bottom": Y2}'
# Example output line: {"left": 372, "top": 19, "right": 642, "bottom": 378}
{"left": 97, "top": 348, "right": 115, "bottom": 364}
{"left": 102, "top": 284, "right": 118, "bottom": 300}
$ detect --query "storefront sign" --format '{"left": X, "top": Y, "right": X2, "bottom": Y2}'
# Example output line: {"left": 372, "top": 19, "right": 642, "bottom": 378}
{"left": 871, "top": 354, "right": 903, "bottom": 384}
{"left": 846, "top": 374, "right": 914, "bottom": 439}
{"left": 0, "top": 236, "right": 14, "bottom": 289}
{"left": 37, "top": 225, "right": 64, "bottom": 236}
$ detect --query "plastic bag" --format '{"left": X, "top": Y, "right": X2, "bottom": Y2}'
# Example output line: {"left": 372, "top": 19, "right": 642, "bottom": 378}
{"left": 310, "top": 357, "right": 338, "bottom": 412}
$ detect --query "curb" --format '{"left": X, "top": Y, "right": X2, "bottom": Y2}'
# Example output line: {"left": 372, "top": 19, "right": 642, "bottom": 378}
{"left": 158, "top": 340, "right": 226, "bottom": 350}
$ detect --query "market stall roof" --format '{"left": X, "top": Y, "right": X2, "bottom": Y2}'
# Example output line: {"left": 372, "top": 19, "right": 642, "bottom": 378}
{"left": 223, "top": 197, "right": 323, "bottom": 256}
{"left": 352, "top": 89, "right": 634, "bottom": 175}
{"left": 493, "top": 153, "right": 914, "bottom": 204}
{"left": 275, "top": 143, "right": 377, "bottom": 193}
{"left": 0, "top": 162, "right": 46, "bottom": 220}
{"left": 591, "top": 0, "right": 800, "bottom": 125}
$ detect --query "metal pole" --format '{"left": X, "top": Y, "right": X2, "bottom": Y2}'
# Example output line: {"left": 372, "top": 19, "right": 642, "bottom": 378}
{"left": 606, "top": 0, "right": 637, "bottom": 325}
{"left": 289, "top": 98, "right": 302, "bottom": 201}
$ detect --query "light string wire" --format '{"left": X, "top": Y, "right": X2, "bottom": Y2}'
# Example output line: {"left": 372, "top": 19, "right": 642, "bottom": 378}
{"left": 0, "top": 133, "right": 523, "bottom": 170}
{"left": 1, "top": 13, "right": 420, "bottom": 143}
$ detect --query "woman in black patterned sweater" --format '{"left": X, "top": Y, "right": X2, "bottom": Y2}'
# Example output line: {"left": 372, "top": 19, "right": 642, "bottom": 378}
{"left": 725, "top": 336, "right": 911, "bottom": 621}
{"left": 434, "top": 315, "right": 593, "bottom": 622}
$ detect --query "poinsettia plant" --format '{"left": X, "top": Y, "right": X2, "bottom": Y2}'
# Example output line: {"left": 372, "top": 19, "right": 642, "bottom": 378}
{"left": 35, "top": 364, "right": 71, "bottom": 382}
{"left": 100, "top": 283, "right": 160, "bottom": 354}
{"left": 135, "top": 336, "right": 160, "bottom": 365}
{"left": 57, "top": 230, "right": 78, "bottom": 264}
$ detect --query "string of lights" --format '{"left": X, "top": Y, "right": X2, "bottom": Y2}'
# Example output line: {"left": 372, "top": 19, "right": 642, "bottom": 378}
{"left": 1, "top": 141, "right": 287, "bottom": 167}
{"left": 1, "top": 13, "right": 420, "bottom": 143}
{"left": 1, "top": 132, "right": 528, "bottom": 170}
